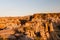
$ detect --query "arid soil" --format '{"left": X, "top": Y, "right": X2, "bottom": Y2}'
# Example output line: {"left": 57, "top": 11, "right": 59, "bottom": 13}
{"left": 0, "top": 13, "right": 60, "bottom": 40}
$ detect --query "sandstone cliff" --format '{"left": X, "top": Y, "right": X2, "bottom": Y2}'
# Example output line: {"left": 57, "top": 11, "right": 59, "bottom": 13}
{"left": 0, "top": 13, "right": 60, "bottom": 40}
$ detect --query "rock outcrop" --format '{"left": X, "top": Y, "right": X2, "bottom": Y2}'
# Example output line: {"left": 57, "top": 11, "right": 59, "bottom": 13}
{"left": 0, "top": 13, "right": 60, "bottom": 40}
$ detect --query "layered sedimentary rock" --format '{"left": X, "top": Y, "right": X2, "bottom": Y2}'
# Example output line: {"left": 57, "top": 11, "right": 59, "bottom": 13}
{"left": 0, "top": 13, "right": 60, "bottom": 40}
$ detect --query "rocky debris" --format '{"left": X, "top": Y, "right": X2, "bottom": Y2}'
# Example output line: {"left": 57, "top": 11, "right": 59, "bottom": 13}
{"left": 0, "top": 13, "right": 60, "bottom": 40}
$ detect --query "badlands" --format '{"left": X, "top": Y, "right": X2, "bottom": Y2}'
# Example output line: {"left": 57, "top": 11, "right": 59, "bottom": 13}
{"left": 0, "top": 13, "right": 60, "bottom": 40}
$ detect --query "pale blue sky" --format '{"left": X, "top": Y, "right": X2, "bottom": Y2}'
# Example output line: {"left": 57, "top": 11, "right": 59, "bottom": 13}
{"left": 0, "top": 0, "right": 60, "bottom": 16}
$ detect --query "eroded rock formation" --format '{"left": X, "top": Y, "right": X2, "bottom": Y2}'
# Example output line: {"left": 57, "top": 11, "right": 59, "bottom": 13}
{"left": 0, "top": 13, "right": 60, "bottom": 40}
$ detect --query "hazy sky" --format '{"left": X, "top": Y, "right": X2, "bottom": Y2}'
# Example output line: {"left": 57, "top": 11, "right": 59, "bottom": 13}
{"left": 0, "top": 0, "right": 60, "bottom": 16}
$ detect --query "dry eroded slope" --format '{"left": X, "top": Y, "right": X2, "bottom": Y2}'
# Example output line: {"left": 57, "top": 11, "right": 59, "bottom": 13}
{"left": 0, "top": 13, "right": 60, "bottom": 40}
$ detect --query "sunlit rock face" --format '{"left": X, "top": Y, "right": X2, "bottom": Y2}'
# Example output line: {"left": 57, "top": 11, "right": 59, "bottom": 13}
{"left": 0, "top": 13, "right": 60, "bottom": 40}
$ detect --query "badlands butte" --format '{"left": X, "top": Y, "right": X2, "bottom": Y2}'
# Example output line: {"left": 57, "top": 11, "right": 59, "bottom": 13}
{"left": 0, "top": 13, "right": 60, "bottom": 40}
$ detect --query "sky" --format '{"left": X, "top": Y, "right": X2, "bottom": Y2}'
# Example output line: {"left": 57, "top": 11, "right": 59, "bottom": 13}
{"left": 0, "top": 0, "right": 60, "bottom": 16}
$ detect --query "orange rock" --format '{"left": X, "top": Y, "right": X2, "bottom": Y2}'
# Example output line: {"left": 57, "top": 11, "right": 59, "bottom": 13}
{"left": 0, "top": 23, "right": 6, "bottom": 29}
